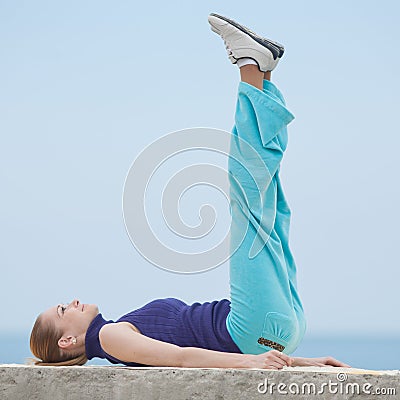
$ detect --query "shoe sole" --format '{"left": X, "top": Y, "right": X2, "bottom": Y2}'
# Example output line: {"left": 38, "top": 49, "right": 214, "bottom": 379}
{"left": 209, "top": 13, "right": 284, "bottom": 60}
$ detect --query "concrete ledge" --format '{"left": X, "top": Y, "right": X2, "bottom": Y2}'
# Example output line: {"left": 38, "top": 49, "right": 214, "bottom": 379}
{"left": 1, "top": 364, "right": 398, "bottom": 400}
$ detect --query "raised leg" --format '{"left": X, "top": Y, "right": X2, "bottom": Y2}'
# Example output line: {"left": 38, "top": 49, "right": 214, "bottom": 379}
{"left": 225, "top": 66, "right": 306, "bottom": 355}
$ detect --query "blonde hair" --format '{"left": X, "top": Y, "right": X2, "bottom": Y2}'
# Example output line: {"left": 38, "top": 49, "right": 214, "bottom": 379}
{"left": 29, "top": 314, "right": 88, "bottom": 366}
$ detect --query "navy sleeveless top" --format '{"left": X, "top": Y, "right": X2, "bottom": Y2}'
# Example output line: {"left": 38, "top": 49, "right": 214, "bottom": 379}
{"left": 85, "top": 297, "right": 242, "bottom": 367}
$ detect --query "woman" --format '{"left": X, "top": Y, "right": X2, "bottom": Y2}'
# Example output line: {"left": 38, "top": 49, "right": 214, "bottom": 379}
{"left": 30, "top": 13, "right": 351, "bottom": 370}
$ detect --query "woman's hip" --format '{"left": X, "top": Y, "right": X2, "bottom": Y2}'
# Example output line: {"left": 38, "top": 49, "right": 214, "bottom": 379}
{"left": 225, "top": 302, "right": 306, "bottom": 355}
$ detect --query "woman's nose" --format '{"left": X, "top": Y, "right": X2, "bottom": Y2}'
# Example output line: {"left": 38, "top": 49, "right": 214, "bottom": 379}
{"left": 70, "top": 299, "right": 80, "bottom": 308}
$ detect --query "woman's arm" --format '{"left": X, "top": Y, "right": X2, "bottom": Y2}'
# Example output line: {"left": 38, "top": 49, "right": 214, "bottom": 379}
{"left": 99, "top": 322, "right": 185, "bottom": 367}
{"left": 180, "top": 347, "right": 290, "bottom": 369}
{"left": 99, "top": 322, "right": 292, "bottom": 369}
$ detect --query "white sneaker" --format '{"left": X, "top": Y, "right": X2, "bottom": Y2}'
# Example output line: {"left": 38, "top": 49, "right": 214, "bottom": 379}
{"left": 208, "top": 13, "right": 285, "bottom": 72}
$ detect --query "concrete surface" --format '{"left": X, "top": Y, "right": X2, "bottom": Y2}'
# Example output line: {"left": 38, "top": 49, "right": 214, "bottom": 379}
{"left": 0, "top": 364, "right": 398, "bottom": 400}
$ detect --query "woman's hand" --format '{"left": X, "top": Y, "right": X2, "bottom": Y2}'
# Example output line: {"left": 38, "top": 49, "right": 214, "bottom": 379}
{"left": 246, "top": 350, "right": 293, "bottom": 370}
{"left": 246, "top": 352, "right": 352, "bottom": 369}
{"left": 291, "top": 356, "right": 351, "bottom": 368}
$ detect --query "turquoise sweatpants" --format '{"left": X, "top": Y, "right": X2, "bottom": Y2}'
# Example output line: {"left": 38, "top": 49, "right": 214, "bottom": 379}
{"left": 225, "top": 80, "right": 306, "bottom": 355}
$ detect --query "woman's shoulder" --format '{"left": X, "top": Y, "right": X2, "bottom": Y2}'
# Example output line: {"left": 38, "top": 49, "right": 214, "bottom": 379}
{"left": 99, "top": 320, "right": 142, "bottom": 339}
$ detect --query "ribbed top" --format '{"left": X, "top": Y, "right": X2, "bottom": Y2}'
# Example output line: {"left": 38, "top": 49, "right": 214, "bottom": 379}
{"left": 85, "top": 297, "right": 242, "bottom": 367}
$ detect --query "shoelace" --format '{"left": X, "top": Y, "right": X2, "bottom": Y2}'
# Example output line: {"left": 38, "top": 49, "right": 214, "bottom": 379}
{"left": 223, "top": 39, "right": 234, "bottom": 57}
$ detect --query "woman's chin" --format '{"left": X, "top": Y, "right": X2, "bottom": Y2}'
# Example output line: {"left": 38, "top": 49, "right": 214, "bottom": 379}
{"left": 85, "top": 303, "right": 99, "bottom": 316}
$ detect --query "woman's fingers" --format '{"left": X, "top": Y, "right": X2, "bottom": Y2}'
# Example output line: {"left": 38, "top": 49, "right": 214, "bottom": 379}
{"left": 324, "top": 357, "right": 351, "bottom": 368}
{"left": 264, "top": 354, "right": 286, "bottom": 368}
{"left": 266, "top": 360, "right": 287, "bottom": 369}
{"left": 262, "top": 352, "right": 352, "bottom": 369}
{"left": 258, "top": 350, "right": 291, "bottom": 369}
{"left": 272, "top": 350, "right": 292, "bottom": 366}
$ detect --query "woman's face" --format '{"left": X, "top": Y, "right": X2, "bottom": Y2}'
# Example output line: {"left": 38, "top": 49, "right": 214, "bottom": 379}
{"left": 41, "top": 299, "right": 99, "bottom": 338}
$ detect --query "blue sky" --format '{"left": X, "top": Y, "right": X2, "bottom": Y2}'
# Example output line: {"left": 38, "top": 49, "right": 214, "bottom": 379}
{"left": 0, "top": 0, "right": 399, "bottom": 341}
